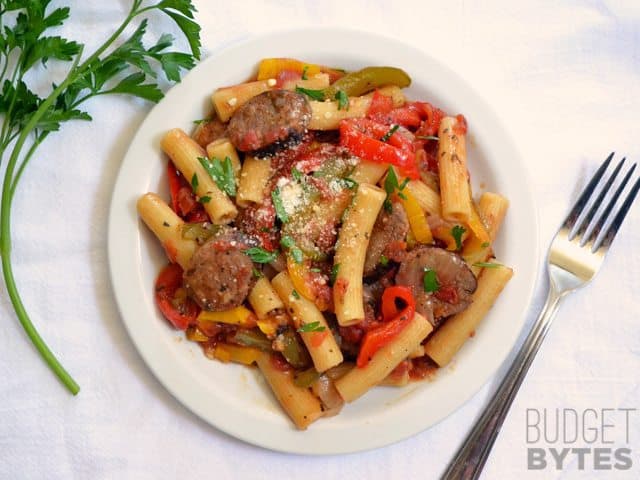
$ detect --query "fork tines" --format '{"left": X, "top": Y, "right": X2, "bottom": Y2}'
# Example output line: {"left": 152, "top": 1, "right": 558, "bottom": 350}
{"left": 563, "top": 152, "right": 640, "bottom": 251}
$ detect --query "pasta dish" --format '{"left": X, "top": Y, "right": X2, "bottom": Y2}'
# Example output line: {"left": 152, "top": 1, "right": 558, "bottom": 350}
{"left": 136, "top": 58, "right": 513, "bottom": 429}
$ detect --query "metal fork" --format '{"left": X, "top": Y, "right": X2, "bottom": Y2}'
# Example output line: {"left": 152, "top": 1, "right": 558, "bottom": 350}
{"left": 442, "top": 153, "right": 640, "bottom": 480}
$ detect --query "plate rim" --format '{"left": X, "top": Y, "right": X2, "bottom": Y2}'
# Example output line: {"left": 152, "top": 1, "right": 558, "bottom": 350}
{"left": 107, "top": 26, "right": 540, "bottom": 455}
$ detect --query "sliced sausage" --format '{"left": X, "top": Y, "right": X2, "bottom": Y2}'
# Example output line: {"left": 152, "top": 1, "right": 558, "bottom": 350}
{"left": 192, "top": 116, "right": 227, "bottom": 148}
{"left": 363, "top": 202, "right": 409, "bottom": 276}
{"left": 183, "top": 235, "right": 254, "bottom": 311}
{"left": 395, "top": 246, "right": 477, "bottom": 325}
{"left": 227, "top": 90, "right": 311, "bottom": 153}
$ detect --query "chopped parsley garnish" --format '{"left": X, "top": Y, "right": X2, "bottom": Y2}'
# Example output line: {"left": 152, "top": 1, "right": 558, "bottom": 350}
{"left": 297, "top": 321, "right": 326, "bottom": 333}
{"left": 291, "top": 289, "right": 301, "bottom": 299}
{"left": 309, "top": 267, "right": 322, "bottom": 273}
{"left": 192, "top": 118, "right": 210, "bottom": 125}
{"left": 301, "top": 65, "right": 309, "bottom": 80}
{"left": 280, "top": 235, "right": 303, "bottom": 263}
{"left": 330, "top": 264, "right": 340, "bottom": 285}
{"left": 473, "top": 262, "right": 503, "bottom": 268}
{"left": 271, "top": 187, "right": 289, "bottom": 223}
{"left": 423, "top": 268, "right": 440, "bottom": 293}
{"left": 335, "top": 90, "right": 349, "bottom": 110}
{"left": 280, "top": 235, "right": 295, "bottom": 249}
{"left": 451, "top": 225, "right": 466, "bottom": 250}
{"left": 191, "top": 173, "right": 198, "bottom": 190}
{"left": 291, "top": 166, "right": 303, "bottom": 182}
{"left": 245, "top": 247, "right": 278, "bottom": 264}
{"left": 198, "top": 156, "right": 236, "bottom": 197}
{"left": 341, "top": 177, "right": 358, "bottom": 190}
{"left": 252, "top": 267, "right": 264, "bottom": 278}
{"left": 291, "top": 247, "right": 304, "bottom": 263}
{"left": 379, "top": 255, "right": 389, "bottom": 267}
{"left": 295, "top": 86, "right": 325, "bottom": 101}
{"left": 416, "top": 135, "right": 439, "bottom": 141}
{"left": 481, "top": 241, "right": 491, "bottom": 248}
{"left": 383, "top": 166, "right": 409, "bottom": 212}
{"left": 198, "top": 195, "right": 211, "bottom": 203}
{"left": 380, "top": 124, "right": 400, "bottom": 142}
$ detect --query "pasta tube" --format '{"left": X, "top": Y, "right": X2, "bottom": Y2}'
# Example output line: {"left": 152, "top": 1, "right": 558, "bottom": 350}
{"left": 424, "top": 264, "right": 513, "bottom": 367}
{"left": 334, "top": 312, "right": 432, "bottom": 402}
{"left": 236, "top": 155, "right": 271, "bottom": 207}
{"left": 212, "top": 79, "right": 273, "bottom": 122}
{"left": 161, "top": 129, "right": 237, "bottom": 224}
{"left": 271, "top": 272, "right": 343, "bottom": 373}
{"left": 438, "top": 116, "right": 472, "bottom": 223}
{"left": 333, "top": 183, "right": 386, "bottom": 326}
{"left": 136, "top": 192, "right": 196, "bottom": 269}
{"left": 256, "top": 352, "right": 323, "bottom": 430}
{"left": 308, "top": 86, "right": 405, "bottom": 130}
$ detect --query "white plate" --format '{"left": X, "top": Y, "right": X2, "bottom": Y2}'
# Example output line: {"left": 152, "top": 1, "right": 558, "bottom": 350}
{"left": 108, "top": 28, "right": 539, "bottom": 455}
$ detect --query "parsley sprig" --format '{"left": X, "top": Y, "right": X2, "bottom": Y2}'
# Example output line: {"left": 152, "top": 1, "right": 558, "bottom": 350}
{"left": 0, "top": 0, "right": 202, "bottom": 395}
{"left": 383, "top": 166, "right": 409, "bottom": 212}
{"left": 199, "top": 156, "right": 236, "bottom": 197}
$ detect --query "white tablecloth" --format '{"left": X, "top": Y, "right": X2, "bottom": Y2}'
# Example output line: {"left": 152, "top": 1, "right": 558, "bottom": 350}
{"left": 2, "top": 1, "right": 639, "bottom": 479}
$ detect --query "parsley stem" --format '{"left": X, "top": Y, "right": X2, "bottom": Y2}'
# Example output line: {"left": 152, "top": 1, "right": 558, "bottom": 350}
{"left": 0, "top": 51, "right": 86, "bottom": 394}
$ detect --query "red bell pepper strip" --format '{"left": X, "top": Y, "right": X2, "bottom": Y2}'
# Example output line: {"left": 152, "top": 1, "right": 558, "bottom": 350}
{"left": 380, "top": 285, "right": 415, "bottom": 321}
{"left": 367, "top": 90, "right": 394, "bottom": 117}
{"left": 155, "top": 263, "right": 200, "bottom": 330}
{"left": 357, "top": 286, "right": 416, "bottom": 368}
{"left": 339, "top": 119, "right": 420, "bottom": 179}
{"left": 167, "top": 161, "right": 209, "bottom": 222}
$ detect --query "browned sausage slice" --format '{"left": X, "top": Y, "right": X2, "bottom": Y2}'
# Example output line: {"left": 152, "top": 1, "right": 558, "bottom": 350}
{"left": 227, "top": 90, "right": 311, "bottom": 152}
{"left": 395, "top": 246, "right": 477, "bottom": 325}
{"left": 363, "top": 202, "right": 409, "bottom": 276}
{"left": 183, "top": 235, "right": 254, "bottom": 311}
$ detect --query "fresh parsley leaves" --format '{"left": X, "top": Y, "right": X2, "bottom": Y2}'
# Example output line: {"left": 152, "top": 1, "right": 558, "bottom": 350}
{"left": 280, "top": 235, "right": 303, "bottom": 263}
{"left": 330, "top": 264, "right": 340, "bottom": 285}
{"left": 191, "top": 173, "right": 198, "bottom": 190}
{"left": 297, "top": 321, "right": 326, "bottom": 333}
{"left": 423, "top": 268, "right": 440, "bottom": 293}
{"left": 291, "top": 289, "right": 301, "bottom": 300}
{"left": 291, "top": 166, "right": 303, "bottom": 182}
{"left": 295, "top": 86, "right": 325, "bottom": 101}
{"left": 383, "top": 166, "right": 409, "bottom": 212}
{"left": 451, "top": 225, "right": 466, "bottom": 250}
{"left": 271, "top": 187, "right": 289, "bottom": 223}
{"left": 335, "top": 90, "right": 349, "bottom": 110}
{"left": 244, "top": 247, "right": 278, "bottom": 264}
{"left": 379, "top": 255, "right": 389, "bottom": 267}
{"left": 301, "top": 65, "right": 309, "bottom": 80}
{"left": 198, "top": 156, "right": 236, "bottom": 196}
{"left": 0, "top": 0, "right": 202, "bottom": 395}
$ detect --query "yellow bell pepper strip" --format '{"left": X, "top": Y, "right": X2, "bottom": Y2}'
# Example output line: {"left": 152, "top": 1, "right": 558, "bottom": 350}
{"left": 286, "top": 256, "right": 330, "bottom": 311}
{"left": 213, "top": 343, "right": 261, "bottom": 365}
{"left": 323, "top": 66, "right": 411, "bottom": 99}
{"left": 256, "top": 318, "right": 279, "bottom": 337}
{"left": 197, "top": 306, "right": 257, "bottom": 327}
{"left": 185, "top": 326, "right": 209, "bottom": 342}
{"left": 398, "top": 188, "right": 433, "bottom": 244}
{"left": 256, "top": 58, "right": 344, "bottom": 83}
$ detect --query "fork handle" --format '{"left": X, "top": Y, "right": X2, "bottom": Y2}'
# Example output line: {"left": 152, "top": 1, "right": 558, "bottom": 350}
{"left": 441, "top": 287, "right": 562, "bottom": 480}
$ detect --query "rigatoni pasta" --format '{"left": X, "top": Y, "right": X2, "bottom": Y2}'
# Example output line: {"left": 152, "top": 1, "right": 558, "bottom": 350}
{"left": 137, "top": 58, "right": 513, "bottom": 430}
